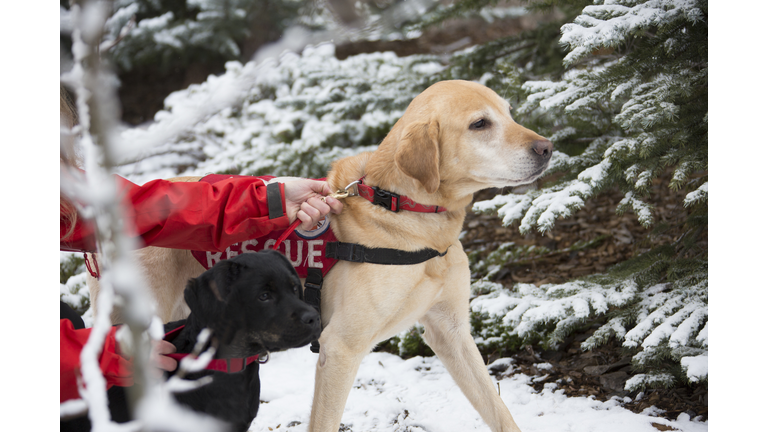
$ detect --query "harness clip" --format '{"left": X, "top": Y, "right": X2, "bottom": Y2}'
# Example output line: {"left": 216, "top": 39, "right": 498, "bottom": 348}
{"left": 327, "top": 180, "right": 360, "bottom": 201}
{"left": 371, "top": 187, "right": 400, "bottom": 212}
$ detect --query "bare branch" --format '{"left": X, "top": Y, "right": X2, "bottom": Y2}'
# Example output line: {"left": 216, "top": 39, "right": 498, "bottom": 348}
{"left": 99, "top": 14, "right": 136, "bottom": 53}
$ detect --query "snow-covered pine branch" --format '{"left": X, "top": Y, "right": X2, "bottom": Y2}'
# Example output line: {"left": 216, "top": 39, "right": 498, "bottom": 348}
{"left": 468, "top": 272, "right": 708, "bottom": 390}
{"left": 115, "top": 44, "right": 444, "bottom": 183}
{"left": 59, "top": 0, "right": 709, "bottom": 399}
{"left": 560, "top": 0, "right": 705, "bottom": 67}
{"left": 474, "top": 0, "right": 707, "bottom": 234}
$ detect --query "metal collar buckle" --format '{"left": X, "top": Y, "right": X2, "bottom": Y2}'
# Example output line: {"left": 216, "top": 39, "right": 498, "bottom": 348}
{"left": 328, "top": 180, "right": 360, "bottom": 200}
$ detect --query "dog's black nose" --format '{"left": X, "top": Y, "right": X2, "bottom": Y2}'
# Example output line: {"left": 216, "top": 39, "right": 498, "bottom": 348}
{"left": 300, "top": 309, "right": 319, "bottom": 326}
{"left": 531, "top": 139, "right": 553, "bottom": 160}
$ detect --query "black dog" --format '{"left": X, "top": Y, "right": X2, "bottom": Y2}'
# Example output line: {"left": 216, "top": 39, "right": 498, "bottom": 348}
{"left": 62, "top": 250, "right": 320, "bottom": 432}
{"left": 164, "top": 250, "right": 321, "bottom": 431}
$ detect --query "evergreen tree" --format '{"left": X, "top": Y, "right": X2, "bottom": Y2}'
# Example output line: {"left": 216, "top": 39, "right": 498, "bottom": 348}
{"left": 62, "top": 0, "right": 321, "bottom": 77}
{"left": 116, "top": 45, "right": 442, "bottom": 182}
{"left": 61, "top": 0, "right": 708, "bottom": 391}
{"left": 104, "top": 0, "right": 311, "bottom": 72}
{"left": 455, "top": 0, "right": 708, "bottom": 389}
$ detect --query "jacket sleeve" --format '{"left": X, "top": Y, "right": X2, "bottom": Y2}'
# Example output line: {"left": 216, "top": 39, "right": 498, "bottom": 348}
{"left": 61, "top": 174, "right": 290, "bottom": 253}
{"left": 60, "top": 319, "right": 133, "bottom": 403}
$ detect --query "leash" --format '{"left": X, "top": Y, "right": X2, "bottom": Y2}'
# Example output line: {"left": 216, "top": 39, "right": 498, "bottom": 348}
{"left": 84, "top": 253, "right": 100, "bottom": 279}
{"left": 270, "top": 180, "right": 361, "bottom": 251}
{"left": 270, "top": 219, "right": 303, "bottom": 251}
{"left": 319, "top": 177, "right": 451, "bottom": 265}
{"left": 270, "top": 178, "right": 447, "bottom": 251}
{"left": 163, "top": 325, "right": 266, "bottom": 373}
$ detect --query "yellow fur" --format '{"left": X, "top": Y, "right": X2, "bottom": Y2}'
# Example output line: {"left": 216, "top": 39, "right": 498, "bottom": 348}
{"left": 89, "top": 80, "right": 552, "bottom": 432}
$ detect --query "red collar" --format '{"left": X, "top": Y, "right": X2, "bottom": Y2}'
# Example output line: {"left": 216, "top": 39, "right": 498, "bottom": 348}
{"left": 355, "top": 177, "right": 447, "bottom": 213}
{"left": 163, "top": 325, "right": 261, "bottom": 373}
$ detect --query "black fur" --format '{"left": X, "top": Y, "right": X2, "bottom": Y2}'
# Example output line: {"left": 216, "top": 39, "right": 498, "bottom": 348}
{"left": 166, "top": 250, "right": 321, "bottom": 431}
{"left": 61, "top": 250, "right": 320, "bottom": 432}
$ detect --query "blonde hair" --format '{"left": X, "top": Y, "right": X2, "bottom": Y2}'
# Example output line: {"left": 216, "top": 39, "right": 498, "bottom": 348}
{"left": 60, "top": 85, "right": 80, "bottom": 241}
{"left": 60, "top": 85, "right": 81, "bottom": 167}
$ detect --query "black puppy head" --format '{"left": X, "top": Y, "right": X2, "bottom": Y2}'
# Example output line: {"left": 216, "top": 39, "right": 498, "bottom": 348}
{"left": 184, "top": 250, "right": 321, "bottom": 358}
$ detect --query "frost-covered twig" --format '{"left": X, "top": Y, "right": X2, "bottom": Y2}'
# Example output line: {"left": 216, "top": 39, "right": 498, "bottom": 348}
{"left": 62, "top": 0, "right": 160, "bottom": 429}
{"left": 168, "top": 328, "right": 215, "bottom": 382}
{"left": 63, "top": 2, "right": 122, "bottom": 429}
{"left": 99, "top": 13, "right": 135, "bottom": 52}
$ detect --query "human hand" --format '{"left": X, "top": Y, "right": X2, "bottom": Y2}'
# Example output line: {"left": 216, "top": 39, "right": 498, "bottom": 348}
{"left": 283, "top": 179, "right": 343, "bottom": 230}
{"left": 150, "top": 339, "right": 178, "bottom": 377}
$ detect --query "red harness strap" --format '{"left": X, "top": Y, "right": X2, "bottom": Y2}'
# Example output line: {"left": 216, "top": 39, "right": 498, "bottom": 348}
{"left": 163, "top": 325, "right": 260, "bottom": 373}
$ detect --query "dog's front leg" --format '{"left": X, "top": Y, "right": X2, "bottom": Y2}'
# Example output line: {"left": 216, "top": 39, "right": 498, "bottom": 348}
{"left": 421, "top": 301, "right": 523, "bottom": 432}
{"left": 308, "top": 324, "right": 369, "bottom": 432}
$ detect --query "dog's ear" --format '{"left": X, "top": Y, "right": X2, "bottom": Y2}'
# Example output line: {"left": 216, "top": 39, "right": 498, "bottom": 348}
{"left": 183, "top": 275, "right": 221, "bottom": 323}
{"left": 395, "top": 121, "right": 440, "bottom": 194}
{"left": 210, "top": 259, "right": 245, "bottom": 300}
{"left": 184, "top": 260, "right": 244, "bottom": 316}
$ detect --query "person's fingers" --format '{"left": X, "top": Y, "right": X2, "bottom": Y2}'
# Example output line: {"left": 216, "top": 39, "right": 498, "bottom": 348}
{"left": 307, "top": 180, "right": 332, "bottom": 196}
{"left": 296, "top": 208, "right": 313, "bottom": 230}
{"left": 155, "top": 354, "right": 178, "bottom": 373}
{"left": 299, "top": 202, "right": 322, "bottom": 229}
{"left": 324, "top": 196, "right": 344, "bottom": 214}
{"left": 149, "top": 340, "right": 178, "bottom": 374}
{"left": 318, "top": 195, "right": 343, "bottom": 214}
{"left": 283, "top": 180, "right": 344, "bottom": 226}
{"left": 307, "top": 196, "right": 331, "bottom": 216}
{"left": 153, "top": 340, "right": 176, "bottom": 355}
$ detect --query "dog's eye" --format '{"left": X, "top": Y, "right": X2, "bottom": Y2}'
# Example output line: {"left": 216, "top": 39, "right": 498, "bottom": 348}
{"left": 259, "top": 293, "right": 272, "bottom": 301}
{"left": 470, "top": 119, "right": 488, "bottom": 130}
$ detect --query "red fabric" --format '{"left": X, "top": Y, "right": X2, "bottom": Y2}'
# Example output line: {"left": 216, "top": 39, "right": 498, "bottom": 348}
{"left": 190, "top": 175, "right": 339, "bottom": 277}
{"left": 60, "top": 174, "right": 289, "bottom": 253}
{"left": 190, "top": 219, "right": 339, "bottom": 277}
{"left": 60, "top": 320, "right": 132, "bottom": 403}
{"left": 60, "top": 173, "right": 290, "bottom": 402}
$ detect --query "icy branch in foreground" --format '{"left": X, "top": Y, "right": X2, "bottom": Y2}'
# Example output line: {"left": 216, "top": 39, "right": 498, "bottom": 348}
{"left": 62, "top": 1, "right": 168, "bottom": 429}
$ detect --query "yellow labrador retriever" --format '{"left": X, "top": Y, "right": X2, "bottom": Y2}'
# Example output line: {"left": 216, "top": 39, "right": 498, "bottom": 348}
{"left": 89, "top": 80, "right": 552, "bottom": 432}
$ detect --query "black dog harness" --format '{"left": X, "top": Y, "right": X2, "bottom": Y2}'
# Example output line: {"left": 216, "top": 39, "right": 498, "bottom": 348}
{"left": 325, "top": 242, "right": 448, "bottom": 265}
{"left": 298, "top": 178, "right": 450, "bottom": 353}
{"left": 322, "top": 178, "right": 451, "bottom": 265}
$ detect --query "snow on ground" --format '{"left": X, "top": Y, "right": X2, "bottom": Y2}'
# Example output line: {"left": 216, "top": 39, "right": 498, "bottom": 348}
{"left": 251, "top": 349, "right": 707, "bottom": 432}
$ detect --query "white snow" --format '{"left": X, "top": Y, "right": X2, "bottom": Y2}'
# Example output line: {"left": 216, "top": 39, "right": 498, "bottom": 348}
{"left": 680, "top": 355, "right": 708, "bottom": 383}
{"left": 251, "top": 348, "right": 707, "bottom": 432}
{"left": 560, "top": 0, "right": 703, "bottom": 65}
{"left": 683, "top": 182, "right": 708, "bottom": 207}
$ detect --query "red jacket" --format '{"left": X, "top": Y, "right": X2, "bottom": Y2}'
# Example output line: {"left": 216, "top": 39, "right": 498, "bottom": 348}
{"left": 60, "top": 174, "right": 289, "bottom": 402}
{"left": 60, "top": 320, "right": 132, "bottom": 402}
{"left": 61, "top": 174, "right": 289, "bottom": 253}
